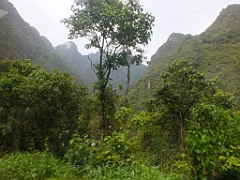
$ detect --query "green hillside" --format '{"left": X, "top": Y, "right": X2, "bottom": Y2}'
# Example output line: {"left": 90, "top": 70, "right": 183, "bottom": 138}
{"left": 130, "top": 4, "right": 240, "bottom": 105}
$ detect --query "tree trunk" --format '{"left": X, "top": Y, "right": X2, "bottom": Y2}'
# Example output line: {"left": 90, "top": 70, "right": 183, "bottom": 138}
{"left": 125, "top": 64, "right": 131, "bottom": 104}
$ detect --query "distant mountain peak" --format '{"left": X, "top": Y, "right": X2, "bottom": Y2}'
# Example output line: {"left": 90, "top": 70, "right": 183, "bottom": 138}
{"left": 63, "top": 42, "right": 73, "bottom": 49}
{"left": 0, "top": 0, "right": 84, "bottom": 85}
{"left": 56, "top": 41, "right": 78, "bottom": 51}
{"left": 167, "top": 33, "right": 185, "bottom": 43}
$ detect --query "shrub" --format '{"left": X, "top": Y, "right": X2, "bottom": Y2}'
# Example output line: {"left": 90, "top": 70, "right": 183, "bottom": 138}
{"left": 64, "top": 131, "right": 134, "bottom": 167}
{"left": 186, "top": 103, "right": 240, "bottom": 179}
{"left": 0, "top": 152, "right": 78, "bottom": 180}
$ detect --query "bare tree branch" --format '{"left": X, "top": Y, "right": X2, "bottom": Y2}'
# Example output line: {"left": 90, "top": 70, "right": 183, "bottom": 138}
{"left": 87, "top": 55, "right": 98, "bottom": 76}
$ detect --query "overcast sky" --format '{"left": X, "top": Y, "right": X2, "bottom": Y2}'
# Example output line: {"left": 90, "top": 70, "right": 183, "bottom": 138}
{"left": 8, "top": 0, "right": 240, "bottom": 61}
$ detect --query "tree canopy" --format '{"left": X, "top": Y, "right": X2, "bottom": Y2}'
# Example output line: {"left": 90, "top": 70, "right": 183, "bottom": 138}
{"left": 0, "top": 60, "right": 88, "bottom": 155}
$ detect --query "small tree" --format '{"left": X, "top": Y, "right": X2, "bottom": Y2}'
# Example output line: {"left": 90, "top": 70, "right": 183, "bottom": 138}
{"left": 152, "top": 60, "right": 211, "bottom": 147}
{"left": 62, "top": 0, "right": 154, "bottom": 133}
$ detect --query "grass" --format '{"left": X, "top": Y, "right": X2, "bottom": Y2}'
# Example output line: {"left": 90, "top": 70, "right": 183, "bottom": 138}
{"left": 0, "top": 152, "right": 185, "bottom": 180}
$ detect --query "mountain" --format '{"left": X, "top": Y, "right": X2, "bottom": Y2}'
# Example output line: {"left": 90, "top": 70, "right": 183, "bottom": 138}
{"left": 55, "top": 41, "right": 147, "bottom": 91}
{"left": 55, "top": 42, "right": 96, "bottom": 88}
{"left": 130, "top": 4, "right": 240, "bottom": 104}
{"left": 0, "top": 0, "right": 83, "bottom": 84}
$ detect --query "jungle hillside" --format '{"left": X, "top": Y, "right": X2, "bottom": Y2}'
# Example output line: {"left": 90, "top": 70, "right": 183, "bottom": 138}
{"left": 0, "top": 0, "right": 240, "bottom": 179}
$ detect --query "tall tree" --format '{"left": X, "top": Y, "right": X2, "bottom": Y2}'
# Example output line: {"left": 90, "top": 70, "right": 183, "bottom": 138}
{"left": 62, "top": 0, "right": 154, "bottom": 133}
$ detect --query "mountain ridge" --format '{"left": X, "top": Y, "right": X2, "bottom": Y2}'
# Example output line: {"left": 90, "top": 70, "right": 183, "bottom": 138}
{"left": 130, "top": 4, "right": 240, "bottom": 104}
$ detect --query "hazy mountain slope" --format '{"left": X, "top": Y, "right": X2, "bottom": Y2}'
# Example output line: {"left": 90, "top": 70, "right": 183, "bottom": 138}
{"left": 0, "top": 0, "right": 83, "bottom": 84}
{"left": 130, "top": 4, "right": 240, "bottom": 105}
{"left": 55, "top": 42, "right": 95, "bottom": 88}
{"left": 55, "top": 42, "right": 147, "bottom": 90}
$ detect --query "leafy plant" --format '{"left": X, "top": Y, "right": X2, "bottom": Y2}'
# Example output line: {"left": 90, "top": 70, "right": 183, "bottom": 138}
{"left": 186, "top": 103, "right": 240, "bottom": 179}
{"left": 64, "top": 131, "right": 134, "bottom": 168}
{"left": 141, "top": 59, "right": 236, "bottom": 169}
{"left": 0, "top": 60, "right": 88, "bottom": 156}
{"left": 0, "top": 152, "right": 78, "bottom": 180}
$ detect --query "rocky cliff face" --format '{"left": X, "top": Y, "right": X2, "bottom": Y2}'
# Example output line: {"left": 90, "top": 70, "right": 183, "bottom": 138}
{"left": 55, "top": 42, "right": 95, "bottom": 87}
{"left": 167, "top": 33, "right": 185, "bottom": 43}
{"left": 55, "top": 42, "right": 83, "bottom": 63}
{"left": 150, "top": 33, "right": 191, "bottom": 65}
{"left": 0, "top": 8, "right": 8, "bottom": 18}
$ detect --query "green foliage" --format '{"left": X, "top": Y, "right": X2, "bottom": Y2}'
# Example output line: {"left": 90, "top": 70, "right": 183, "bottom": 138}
{"left": 0, "top": 151, "right": 184, "bottom": 180}
{"left": 63, "top": 134, "right": 89, "bottom": 166}
{"left": 63, "top": 125, "right": 186, "bottom": 179}
{"left": 64, "top": 131, "right": 134, "bottom": 167}
{"left": 0, "top": 152, "right": 78, "bottom": 180}
{"left": 0, "top": 60, "right": 88, "bottom": 155}
{"left": 63, "top": 0, "right": 154, "bottom": 50}
{"left": 114, "top": 106, "right": 133, "bottom": 127}
{"left": 115, "top": 107, "right": 133, "bottom": 120}
{"left": 132, "top": 110, "right": 149, "bottom": 127}
{"left": 186, "top": 103, "right": 240, "bottom": 179}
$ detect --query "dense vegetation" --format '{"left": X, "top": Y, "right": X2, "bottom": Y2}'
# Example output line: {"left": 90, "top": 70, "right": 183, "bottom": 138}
{"left": 1, "top": 1, "right": 240, "bottom": 180}
{"left": 1, "top": 59, "right": 240, "bottom": 179}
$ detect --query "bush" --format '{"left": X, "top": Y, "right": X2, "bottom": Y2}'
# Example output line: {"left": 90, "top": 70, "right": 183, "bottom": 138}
{"left": 0, "top": 152, "right": 78, "bottom": 180}
{"left": 64, "top": 131, "right": 134, "bottom": 167}
{"left": 186, "top": 103, "right": 240, "bottom": 179}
